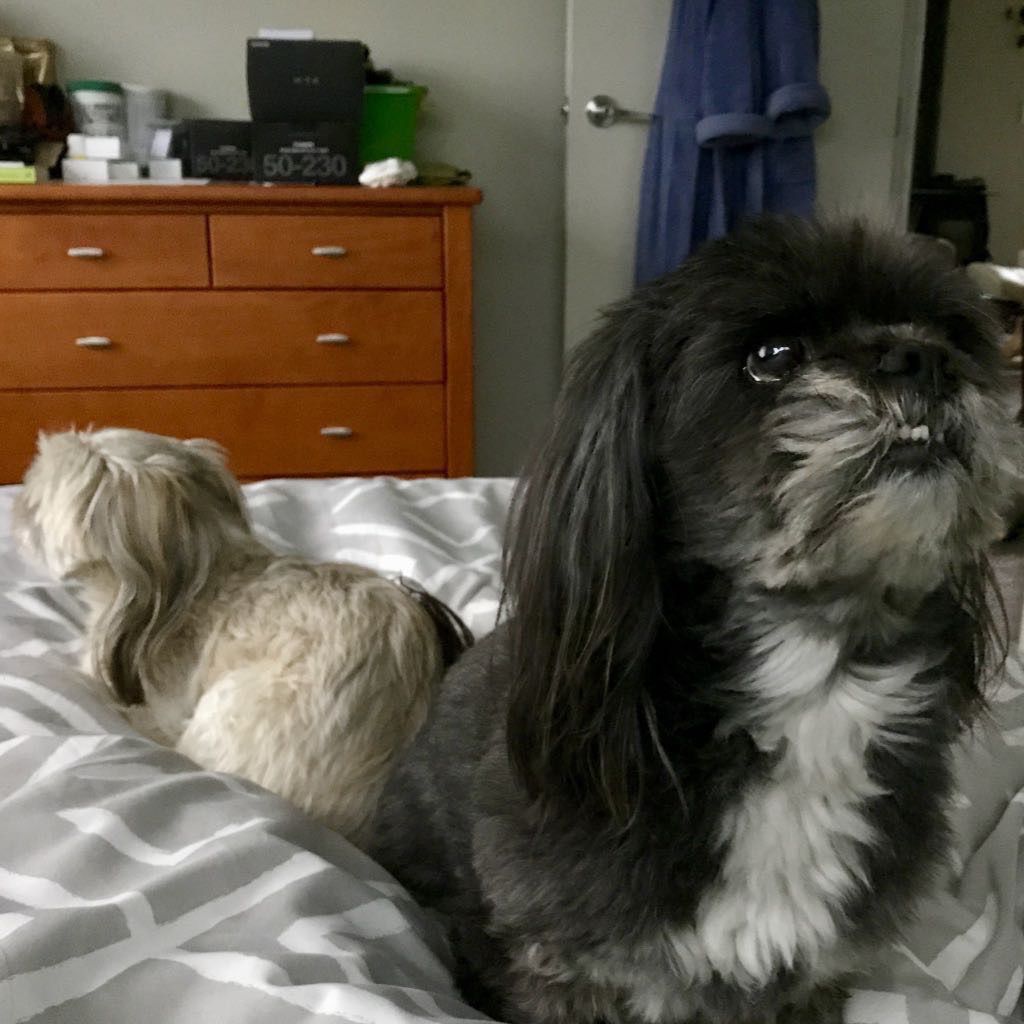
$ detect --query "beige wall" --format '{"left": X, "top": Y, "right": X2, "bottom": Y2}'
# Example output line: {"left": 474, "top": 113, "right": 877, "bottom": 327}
{"left": 2, "top": 0, "right": 566, "bottom": 475}
{"left": 937, "top": 0, "right": 1024, "bottom": 264}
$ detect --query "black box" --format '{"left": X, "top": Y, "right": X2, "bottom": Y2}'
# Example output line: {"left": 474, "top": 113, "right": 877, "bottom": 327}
{"left": 247, "top": 39, "right": 365, "bottom": 124}
{"left": 252, "top": 122, "right": 359, "bottom": 184}
{"left": 175, "top": 120, "right": 253, "bottom": 180}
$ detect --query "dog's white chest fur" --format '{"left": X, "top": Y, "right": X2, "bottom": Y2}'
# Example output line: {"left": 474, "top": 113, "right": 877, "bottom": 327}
{"left": 663, "top": 623, "right": 927, "bottom": 998}
{"left": 568, "top": 624, "right": 931, "bottom": 1022}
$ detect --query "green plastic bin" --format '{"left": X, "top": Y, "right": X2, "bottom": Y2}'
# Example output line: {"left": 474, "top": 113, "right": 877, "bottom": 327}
{"left": 359, "top": 84, "right": 427, "bottom": 166}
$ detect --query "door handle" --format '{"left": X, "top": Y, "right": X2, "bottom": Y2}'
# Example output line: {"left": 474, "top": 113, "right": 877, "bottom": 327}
{"left": 585, "top": 94, "right": 655, "bottom": 128}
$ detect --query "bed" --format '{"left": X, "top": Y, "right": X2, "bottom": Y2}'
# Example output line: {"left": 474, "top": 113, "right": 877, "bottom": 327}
{"left": 0, "top": 476, "right": 1020, "bottom": 1023}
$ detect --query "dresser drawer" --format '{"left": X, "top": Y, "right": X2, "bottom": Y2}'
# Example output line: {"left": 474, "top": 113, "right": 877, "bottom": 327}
{"left": 209, "top": 215, "right": 442, "bottom": 289}
{"left": 1, "top": 291, "right": 443, "bottom": 388}
{"left": 0, "top": 385, "right": 444, "bottom": 481}
{"left": 0, "top": 215, "right": 208, "bottom": 290}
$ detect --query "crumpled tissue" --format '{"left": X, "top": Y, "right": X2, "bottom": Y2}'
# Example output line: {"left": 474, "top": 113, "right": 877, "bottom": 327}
{"left": 359, "top": 158, "right": 417, "bottom": 188}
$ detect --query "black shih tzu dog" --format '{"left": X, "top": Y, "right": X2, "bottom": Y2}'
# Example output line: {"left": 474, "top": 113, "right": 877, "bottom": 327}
{"left": 372, "top": 218, "right": 1022, "bottom": 1024}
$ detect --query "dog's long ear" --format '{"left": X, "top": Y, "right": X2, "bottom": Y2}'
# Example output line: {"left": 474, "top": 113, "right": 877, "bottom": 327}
{"left": 88, "top": 442, "right": 249, "bottom": 705}
{"left": 504, "top": 306, "right": 665, "bottom": 826}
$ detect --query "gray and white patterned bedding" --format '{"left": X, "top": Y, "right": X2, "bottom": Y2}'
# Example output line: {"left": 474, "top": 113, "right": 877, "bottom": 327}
{"left": 0, "top": 476, "right": 1020, "bottom": 1023}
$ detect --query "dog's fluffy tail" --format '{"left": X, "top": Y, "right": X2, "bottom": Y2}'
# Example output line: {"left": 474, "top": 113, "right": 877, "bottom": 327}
{"left": 395, "top": 576, "right": 474, "bottom": 667}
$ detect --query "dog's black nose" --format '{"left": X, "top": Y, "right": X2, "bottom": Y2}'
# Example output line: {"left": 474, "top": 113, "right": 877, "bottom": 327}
{"left": 876, "top": 341, "right": 946, "bottom": 382}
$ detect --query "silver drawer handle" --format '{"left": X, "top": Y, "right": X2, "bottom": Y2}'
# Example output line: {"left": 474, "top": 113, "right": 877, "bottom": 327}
{"left": 67, "top": 246, "right": 106, "bottom": 259}
{"left": 311, "top": 245, "right": 348, "bottom": 258}
{"left": 320, "top": 426, "right": 354, "bottom": 438}
{"left": 75, "top": 336, "right": 113, "bottom": 349}
{"left": 316, "top": 333, "right": 351, "bottom": 345}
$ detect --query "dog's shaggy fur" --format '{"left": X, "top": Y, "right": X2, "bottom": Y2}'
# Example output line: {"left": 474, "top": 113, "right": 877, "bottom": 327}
{"left": 372, "top": 219, "right": 1024, "bottom": 1023}
{"left": 15, "top": 428, "right": 467, "bottom": 847}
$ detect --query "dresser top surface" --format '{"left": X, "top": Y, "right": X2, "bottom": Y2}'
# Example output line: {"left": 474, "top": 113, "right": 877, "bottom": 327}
{"left": 0, "top": 182, "right": 483, "bottom": 212}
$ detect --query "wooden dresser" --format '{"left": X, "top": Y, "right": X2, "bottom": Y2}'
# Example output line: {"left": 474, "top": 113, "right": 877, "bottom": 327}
{"left": 0, "top": 183, "right": 481, "bottom": 482}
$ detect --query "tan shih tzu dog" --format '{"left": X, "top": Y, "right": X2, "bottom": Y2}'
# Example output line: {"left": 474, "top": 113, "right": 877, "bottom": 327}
{"left": 15, "top": 428, "right": 469, "bottom": 847}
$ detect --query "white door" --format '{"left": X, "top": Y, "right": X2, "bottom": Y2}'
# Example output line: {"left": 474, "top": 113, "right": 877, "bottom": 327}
{"left": 563, "top": 0, "right": 925, "bottom": 353}
{"left": 815, "top": 0, "right": 925, "bottom": 228}
{"left": 563, "top": 0, "right": 673, "bottom": 352}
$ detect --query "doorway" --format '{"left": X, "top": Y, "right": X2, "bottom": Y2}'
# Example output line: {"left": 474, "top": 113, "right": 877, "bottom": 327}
{"left": 562, "top": 0, "right": 928, "bottom": 351}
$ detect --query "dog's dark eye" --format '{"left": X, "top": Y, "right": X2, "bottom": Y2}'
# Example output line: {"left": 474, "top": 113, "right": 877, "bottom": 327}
{"left": 745, "top": 342, "right": 803, "bottom": 383}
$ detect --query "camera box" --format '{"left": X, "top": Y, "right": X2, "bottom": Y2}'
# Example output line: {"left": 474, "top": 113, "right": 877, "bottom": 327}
{"left": 247, "top": 39, "right": 365, "bottom": 124}
{"left": 252, "top": 122, "right": 359, "bottom": 184}
{"left": 176, "top": 120, "right": 253, "bottom": 180}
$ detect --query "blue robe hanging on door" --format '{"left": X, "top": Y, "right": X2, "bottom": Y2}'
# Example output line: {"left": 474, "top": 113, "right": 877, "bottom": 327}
{"left": 634, "top": 0, "right": 830, "bottom": 285}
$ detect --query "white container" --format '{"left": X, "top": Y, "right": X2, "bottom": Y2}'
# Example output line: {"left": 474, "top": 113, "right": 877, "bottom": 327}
{"left": 61, "top": 158, "right": 111, "bottom": 184}
{"left": 67, "top": 133, "right": 123, "bottom": 160}
{"left": 67, "top": 80, "right": 126, "bottom": 139}
{"left": 122, "top": 84, "right": 169, "bottom": 165}
{"left": 109, "top": 161, "right": 140, "bottom": 181}
{"left": 148, "top": 158, "right": 183, "bottom": 180}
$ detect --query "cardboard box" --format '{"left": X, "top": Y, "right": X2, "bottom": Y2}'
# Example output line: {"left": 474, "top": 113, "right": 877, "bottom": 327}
{"left": 252, "top": 122, "right": 359, "bottom": 184}
{"left": 246, "top": 39, "right": 365, "bottom": 124}
{"left": 176, "top": 120, "right": 253, "bottom": 180}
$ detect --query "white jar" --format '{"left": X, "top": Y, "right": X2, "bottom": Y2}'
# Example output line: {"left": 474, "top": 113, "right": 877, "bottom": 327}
{"left": 67, "top": 80, "right": 127, "bottom": 138}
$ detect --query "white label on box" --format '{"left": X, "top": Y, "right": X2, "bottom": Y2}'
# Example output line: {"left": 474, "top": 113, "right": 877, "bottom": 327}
{"left": 258, "top": 27, "right": 315, "bottom": 39}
